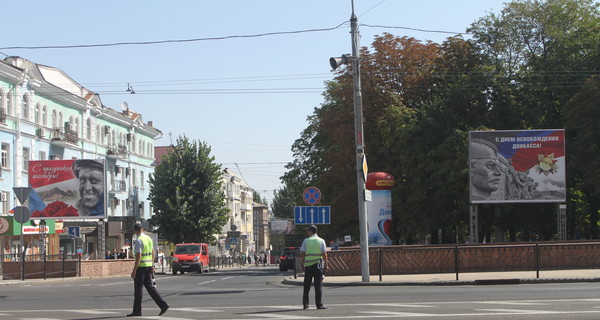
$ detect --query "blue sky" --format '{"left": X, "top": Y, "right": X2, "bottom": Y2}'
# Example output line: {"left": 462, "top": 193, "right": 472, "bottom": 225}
{"left": 1, "top": 0, "right": 508, "bottom": 203}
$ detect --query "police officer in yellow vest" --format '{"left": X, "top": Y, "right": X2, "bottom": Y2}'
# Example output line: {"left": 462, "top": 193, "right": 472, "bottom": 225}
{"left": 128, "top": 223, "right": 169, "bottom": 317}
{"left": 300, "top": 224, "right": 328, "bottom": 310}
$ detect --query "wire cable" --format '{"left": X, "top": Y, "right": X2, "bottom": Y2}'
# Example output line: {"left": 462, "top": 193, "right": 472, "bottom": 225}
{"left": 361, "top": 23, "right": 469, "bottom": 35}
{"left": 0, "top": 22, "right": 349, "bottom": 50}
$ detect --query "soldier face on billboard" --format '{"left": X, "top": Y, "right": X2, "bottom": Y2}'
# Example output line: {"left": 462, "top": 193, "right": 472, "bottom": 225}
{"left": 471, "top": 140, "right": 502, "bottom": 199}
{"left": 73, "top": 160, "right": 105, "bottom": 216}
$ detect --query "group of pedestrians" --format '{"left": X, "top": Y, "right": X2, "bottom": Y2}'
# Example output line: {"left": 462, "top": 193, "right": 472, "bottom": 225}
{"left": 126, "top": 222, "right": 328, "bottom": 317}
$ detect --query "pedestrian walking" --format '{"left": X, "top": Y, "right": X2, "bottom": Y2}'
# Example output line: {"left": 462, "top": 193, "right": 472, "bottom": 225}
{"left": 128, "top": 223, "right": 169, "bottom": 317}
{"left": 300, "top": 224, "right": 328, "bottom": 310}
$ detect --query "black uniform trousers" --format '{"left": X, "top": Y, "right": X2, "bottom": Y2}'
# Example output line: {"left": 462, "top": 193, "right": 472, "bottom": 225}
{"left": 133, "top": 266, "right": 168, "bottom": 314}
{"left": 302, "top": 264, "right": 324, "bottom": 307}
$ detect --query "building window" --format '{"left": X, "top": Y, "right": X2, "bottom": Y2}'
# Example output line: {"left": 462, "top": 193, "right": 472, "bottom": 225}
{"left": 1, "top": 143, "right": 9, "bottom": 169}
{"left": 22, "top": 147, "right": 30, "bottom": 172}
{"left": 58, "top": 111, "right": 63, "bottom": 129}
{"left": 42, "top": 105, "right": 47, "bottom": 126}
{"left": 0, "top": 89, "right": 4, "bottom": 113}
{"left": 22, "top": 94, "right": 30, "bottom": 121}
{"left": 52, "top": 109, "right": 57, "bottom": 128}
{"left": 0, "top": 191, "right": 9, "bottom": 215}
{"left": 6, "top": 92, "right": 12, "bottom": 116}
{"left": 140, "top": 171, "right": 144, "bottom": 188}
{"left": 96, "top": 124, "right": 101, "bottom": 143}
{"left": 35, "top": 103, "right": 41, "bottom": 124}
{"left": 39, "top": 151, "right": 47, "bottom": 160}
{"left": 86, "top": 118, "right": 92, "bottom": 140}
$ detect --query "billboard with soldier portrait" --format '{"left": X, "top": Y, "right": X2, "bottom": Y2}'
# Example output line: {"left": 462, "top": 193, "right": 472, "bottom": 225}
{"left": 27, "top": 159, "right": 106, "bottom": 219}
{"left": 469, "top": 130, "right": 566, "bottom": 204}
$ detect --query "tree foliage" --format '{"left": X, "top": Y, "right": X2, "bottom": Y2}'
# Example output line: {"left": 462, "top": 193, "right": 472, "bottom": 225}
{"left": 278, "top": 0, "right": 600, "bottom": 243}
{"left": 149, "top": 136, "right": 228, "bottom": 244}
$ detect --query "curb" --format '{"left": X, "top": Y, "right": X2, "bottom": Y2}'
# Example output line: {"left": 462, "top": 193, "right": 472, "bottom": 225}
{"left": 281, "top": 276, "right": 600, "bottom": 287}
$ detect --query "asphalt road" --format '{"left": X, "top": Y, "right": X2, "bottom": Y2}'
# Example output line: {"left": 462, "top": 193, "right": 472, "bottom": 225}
{"left": 2, "top": 266, "right": 600, "bottom": 319}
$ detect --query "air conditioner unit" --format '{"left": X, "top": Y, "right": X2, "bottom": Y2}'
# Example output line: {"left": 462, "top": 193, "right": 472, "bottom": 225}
{"left": 0, "top": 193, "right": 7, "bottom": 202}
{"left": 36, "top": 128, "right": 45, "bottom": 138}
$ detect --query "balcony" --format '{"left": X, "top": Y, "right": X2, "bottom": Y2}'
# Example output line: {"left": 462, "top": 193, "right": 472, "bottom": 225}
{"left": 50, "top": 127, "right": 78, "bottom": 146}
{"left": 107, "top": 144, "right": 128, "bottom": 159}
{"left": 109, "top": 180, "right": 127, "bottom": 193}
{"left": 241, "top": 203, "right": 252, "bottom": 212}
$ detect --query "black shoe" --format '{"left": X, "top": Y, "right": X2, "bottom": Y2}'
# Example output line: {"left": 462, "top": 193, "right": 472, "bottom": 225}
{"left": 303, "top": 305, "right": 309, "bottom": 310}
{"left": 317, "top": 305, "right": 328, "bottom": 310}
{"left": 127, "top": 312, "right": 141, "bottom": 317}
{"left": 159, "top": 305, "right": 169, "bottom": 316}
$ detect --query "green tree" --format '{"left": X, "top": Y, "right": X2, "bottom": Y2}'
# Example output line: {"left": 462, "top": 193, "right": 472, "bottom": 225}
{"left": 252, "top": 191, "right": 262, "bottom": 204}
{"left": 566, "top": 75, "right": 600, "bottom": 238}
{"left": 271, "top": 186, "right": 296, "bottom": 219}
{"left": 149, "top": 136, "right": 228, "bottom": 244}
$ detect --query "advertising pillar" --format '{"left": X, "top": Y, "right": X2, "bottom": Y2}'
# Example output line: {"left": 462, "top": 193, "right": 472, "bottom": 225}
{"left": 366, "top": 172, "right": 395, "bottom": 246}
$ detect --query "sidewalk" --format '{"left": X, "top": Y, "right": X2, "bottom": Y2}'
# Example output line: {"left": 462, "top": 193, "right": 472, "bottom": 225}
{"left": 282, "top": 269, "right": 600, "bottom": 286}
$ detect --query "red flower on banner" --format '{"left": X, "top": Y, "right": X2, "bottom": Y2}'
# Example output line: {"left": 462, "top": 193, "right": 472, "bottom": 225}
{"left": 31, "top": 201, "right": 79, "bottom": 217}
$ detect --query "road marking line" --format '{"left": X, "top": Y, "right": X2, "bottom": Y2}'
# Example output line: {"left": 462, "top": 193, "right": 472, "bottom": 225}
{"left": 69, "top": 310, "right": 120, "bottom": 314}
{"left": 477, "top": 308, "right": 561, "bottom": 314}
{"left": 473, "top": 301, "right": 548, "bottom": 306}
{"left": 363, "top": 303, "right": 436, "bottom": 308}
{"left": 171, "top": 307, "right": 220, "bottom": 313}
{"left": 245, "top": 314, "right": 313, "bottom": 319}
{"left": 221, "top": 276, "right": 236, "bottom": 280}
{"left": 198, "top": 280, "right": 217, "bottom": 285}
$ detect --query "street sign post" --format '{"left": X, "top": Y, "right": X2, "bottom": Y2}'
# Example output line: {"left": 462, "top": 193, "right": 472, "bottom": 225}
{"left": 68, "top": 226, "right": 81, "bottom": 239}
{"left": 294, "top": 206, "right": 331, "bottom": 225}
{"left": 303, "top": 187, "right": 322, "bottom": 205}
{"left": 13, "top": 187, "right": 32, "bottom": 206}
{"left": 14, "top": 207, "right": 31, "bottom": 224}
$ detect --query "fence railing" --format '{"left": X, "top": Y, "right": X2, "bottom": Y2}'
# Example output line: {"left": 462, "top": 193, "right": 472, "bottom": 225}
{"left": 1, "top": 253, "right": 81, "bottom": 281}
{"left": 326, "top": 241, "right": 600, "bottom": 280}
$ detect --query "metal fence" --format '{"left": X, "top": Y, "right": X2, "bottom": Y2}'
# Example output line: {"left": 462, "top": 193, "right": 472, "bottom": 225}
{"left": 327, "top": 241, "right": 600, "bottom": 280}
{"left": 1, "top": 253, "right": 81, "bottom": 280}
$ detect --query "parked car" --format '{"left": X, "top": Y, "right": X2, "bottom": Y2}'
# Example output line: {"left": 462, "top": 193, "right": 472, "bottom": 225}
{"left": 279, "top": 247, "right": 299, "bottom": 271}
{"left": 172, "top": 243, "right": 209, "bottom": 274}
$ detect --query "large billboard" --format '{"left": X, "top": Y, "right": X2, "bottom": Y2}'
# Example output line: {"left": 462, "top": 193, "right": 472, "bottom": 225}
{"left": 27, "top": 159, "right": 106, "bottom": 219}
{"left": 271, "top": 219, "right": 296, "bottom": 234}
{"left": 469, "top": 130, "right": 566, "bottom": 204}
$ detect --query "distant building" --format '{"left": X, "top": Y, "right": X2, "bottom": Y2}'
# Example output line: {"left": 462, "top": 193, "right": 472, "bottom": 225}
{"left": 220, "top": 168, "right": 254, "bottom": 256}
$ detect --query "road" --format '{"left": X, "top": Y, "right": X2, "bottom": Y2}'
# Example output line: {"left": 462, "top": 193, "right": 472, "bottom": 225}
{"left": 2, "top": 266, "right": 600, "bottom": 319}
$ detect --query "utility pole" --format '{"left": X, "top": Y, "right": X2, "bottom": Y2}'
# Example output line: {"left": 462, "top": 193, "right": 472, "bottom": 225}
{"left": 350, "top": 0, "right": 370, "bottom": 282}
{"left": 329, "top": 0, "right": 369, "bottom": 282}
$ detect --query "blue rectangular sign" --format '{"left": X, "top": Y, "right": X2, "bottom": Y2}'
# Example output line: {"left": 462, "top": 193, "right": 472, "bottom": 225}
{"left": 68, "top": 226, "right": 80, "bottom": 239}
{"left": 294, "top": 206, "right": 331, "bottom": 225}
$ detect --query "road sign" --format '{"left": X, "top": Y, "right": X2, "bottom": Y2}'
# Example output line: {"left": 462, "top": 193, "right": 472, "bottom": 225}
{"left": 294, "top": 206, "right": 331, "bottom": 225}
{"left": 13, "top": 187, "right": 32, "bottom": 205}
{"left": 303, "top": 187, "right": 322, "bottom": 205}
{"left": 362, "top": 155, "right": 368, "bottom": 182}
{"left": 68, "top": 226, "right": 80, "bottom": 239}
{"left": 14, "top": 207, "right": 31, "bottom": 224}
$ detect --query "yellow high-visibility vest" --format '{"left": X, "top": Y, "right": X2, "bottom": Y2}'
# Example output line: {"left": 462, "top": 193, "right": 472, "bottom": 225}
{"left": 138, "top": 234, "right": 153, "bottom": 267}
{"left": 304, "top": 235, "right": 323, "bottom": 267}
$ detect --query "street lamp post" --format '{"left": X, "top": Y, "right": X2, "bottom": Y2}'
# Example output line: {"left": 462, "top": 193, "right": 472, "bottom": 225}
{"left": 330, "top": 0, "right": 370, "bottom": 282}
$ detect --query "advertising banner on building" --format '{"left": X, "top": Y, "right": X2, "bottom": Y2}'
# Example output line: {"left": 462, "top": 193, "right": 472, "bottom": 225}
{"left": 271, "top": 219, "right": 296, "bottom": 234}
{"left": 27, "top": 159, "right": 106, "bottom": 219}
{"left": 469, "top": 130, "right": 566, "bottom": 204}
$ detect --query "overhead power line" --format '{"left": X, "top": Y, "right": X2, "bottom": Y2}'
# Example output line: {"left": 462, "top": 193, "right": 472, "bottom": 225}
{"left": 361, "top": 23, "right": 469, "bottom": 35}
{"left": 0, "top": 22, "right": 349, "bottom": 50}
